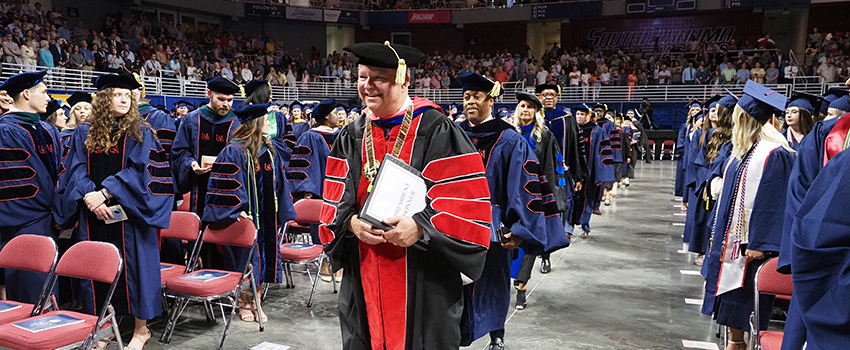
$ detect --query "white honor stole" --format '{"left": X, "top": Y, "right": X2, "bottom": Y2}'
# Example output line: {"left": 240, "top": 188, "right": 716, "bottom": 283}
{"left": 715, "top": 140, "right": 781, "bottom": 296}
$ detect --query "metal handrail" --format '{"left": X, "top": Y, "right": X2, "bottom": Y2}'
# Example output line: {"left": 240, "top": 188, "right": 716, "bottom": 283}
{"left": 0, "top": 62, "right": 830, "bottom": 105}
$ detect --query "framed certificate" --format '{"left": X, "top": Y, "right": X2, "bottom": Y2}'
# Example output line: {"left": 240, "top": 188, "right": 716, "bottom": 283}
{"left": 359, "top": 154, "right": 427, "bottom": 231}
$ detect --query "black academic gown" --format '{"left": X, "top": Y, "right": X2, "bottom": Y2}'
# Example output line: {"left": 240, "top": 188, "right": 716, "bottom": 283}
{"left": 319, "top": 98, "right": 492, "bottom": 350}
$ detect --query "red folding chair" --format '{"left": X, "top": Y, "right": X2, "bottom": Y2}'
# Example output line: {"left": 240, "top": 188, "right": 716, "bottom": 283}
{"left": 750, "top": 257, "right": 792, "bottom": 350}
{"left": 0, "top": 234, "right": 58, "bottom": 325}
{"left": 647, "top": 140, "right": 656, "bottom": 160}
{"left": 160, "top": 218, "right": 262, "bottom": 349}
{"left": 276, "top": 199, "right": 336, "bottom": 307}
{"left": 159, "top": 212, "right": 203, "bottom": 314}
{"left": 661, "top": 140, "right": 676, "bottom": 160}
{"left": 0, "top": 241, "right": 124, "bottom": 350}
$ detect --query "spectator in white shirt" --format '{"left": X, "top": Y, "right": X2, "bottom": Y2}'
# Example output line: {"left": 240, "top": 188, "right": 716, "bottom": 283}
{"left": 241, "top": 62, "right": 253, "bottom": 82}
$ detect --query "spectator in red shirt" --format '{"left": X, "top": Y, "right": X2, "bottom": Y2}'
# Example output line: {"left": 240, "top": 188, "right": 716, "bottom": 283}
{"left": 494, "top": 66, "right": 509, "bottom": 83}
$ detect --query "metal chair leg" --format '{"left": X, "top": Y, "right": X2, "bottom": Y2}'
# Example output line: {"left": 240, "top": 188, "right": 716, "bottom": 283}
{"left": 250, "top": 274, "right": 264, "bottom": 332}
{"left": 307, "top": 262, "right": 320, "bottom": 307}
{"left": 218, "top": 295, "right": 236, "bottom": 350}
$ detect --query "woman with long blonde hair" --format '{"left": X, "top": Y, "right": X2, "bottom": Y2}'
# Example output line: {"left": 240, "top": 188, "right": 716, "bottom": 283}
{"left": 510, "top": 92, "right": 569, "bottom": 310}
{"left": 54, "top": 74, "right": 173, "bottom": 350}
{"left": 60, "top": 91, "right": 93, "bottom": 150}
{"left": 702, "top": 81, "right": 795, "bottom": 350}
{"left": 203, "top": 103, "right": 296, "bottom": 323}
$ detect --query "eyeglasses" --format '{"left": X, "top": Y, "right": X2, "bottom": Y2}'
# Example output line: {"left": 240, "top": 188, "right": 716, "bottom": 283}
{"left": 540, "top": 93, "right": 557, "bottom": 98}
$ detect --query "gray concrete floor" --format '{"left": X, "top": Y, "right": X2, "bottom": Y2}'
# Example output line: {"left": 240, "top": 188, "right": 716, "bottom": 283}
{"left": 139, "top": 160, "right": 720, "bottom": 350}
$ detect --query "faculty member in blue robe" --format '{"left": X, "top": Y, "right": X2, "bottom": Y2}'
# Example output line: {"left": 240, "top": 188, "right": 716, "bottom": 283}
{"left": 458, "top": 74, "right": 570, "bottom": 350}
{"left": 571, "top": 105, "right": 614, "bottom": 238}
{"left": 54, "top": 73, "right": 173, "bottom": 350}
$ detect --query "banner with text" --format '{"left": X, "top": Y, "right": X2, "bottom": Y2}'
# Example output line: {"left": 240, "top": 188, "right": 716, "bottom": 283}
{"left": 408, "top": 11, "right": 451, "bottom": 24}
{"left": 286, "top": 7, "right": 323, "bottom": 22}
{"left": 323, "top": 9, "right": 360, "bottom": 25}
{"left": 245, "top": 3, "right": 285, "bottom": 18}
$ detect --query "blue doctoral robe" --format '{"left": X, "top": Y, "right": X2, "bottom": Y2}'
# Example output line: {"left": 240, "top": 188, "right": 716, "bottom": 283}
{"left": 571, "top": 121, "right": 614, "bottom": 233}
{"left": 787, "top": 149, "right": 850, "bottom": 350}
{"left": 675, "top": 123, "right": 689, "bottom": 197}
{"left": 0, "top": 112, "right": 62, "bottom": 304}
{"left": 54, "top": 123, "right": 173, "bottom": 320}
{"left": 598, "top": 119, "right": 621, "bottom": 164}
{"left": 459, "top": 118, "right": 569, "bottom": 345}
{"left": 140, "top": 103, "right": 177, "bottom": 157}
{"left": 542, "top": 108, "right": 589, "bottom": 183}
{"left": 170, "top": 105, "right": 241, "bottom": 220}
{"left": 287, "top": 129, "right": 339, "bottom": 198}
{"left": 701, "top": 142, "right": 794, "bottom": 331}
{"left": 292, "top": 121, "right": 310, "bottom": 140}
{"left": 203, "top": 143, "right": 296, "bottom": 286}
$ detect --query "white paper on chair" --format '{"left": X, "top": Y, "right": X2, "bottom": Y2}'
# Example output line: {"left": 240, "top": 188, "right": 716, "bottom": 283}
{"left": 681, "top": 340, "right": 720, "bottom": 350}
{"left": 251, "top": 342, "right": 291, "bottom": 350}
{"left": 12, "top": 314, "right": 85, "bottom": 333}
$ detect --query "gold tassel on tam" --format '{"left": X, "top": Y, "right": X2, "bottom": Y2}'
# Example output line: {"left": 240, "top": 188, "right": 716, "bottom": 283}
{"left": 239, "top": 85, "right": 246, "bottom": 98}
{"left": 133, "top": 73, "right": 146, "bottom": 97}
{"left": 384, "top": 41, "right": 407, "bottom": 85}
{"left": 488, "top": 81, "right": 501, "bottom": 97}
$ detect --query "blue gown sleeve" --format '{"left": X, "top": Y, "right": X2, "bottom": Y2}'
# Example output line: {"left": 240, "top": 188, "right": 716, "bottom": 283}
{"left": 273, "top": 149, "right": 296, "bottom": 224}
{"left": 501, "top": 137, "right": 570, "bottom": 253}
{"left": 595, "top": 128, "right": 616, "bottom": 184}
{"left": 685, "top": 130, "right": 701, "bottom": 188}
{"left": 170, "top": 113, "right": 199, "bottom": 194}
{"left": 203, "top": 144, "right": 249, "bottom": 223}
{"left": 270, "top": 111, "right": 294, "bottom": 169}
{"left": 146, "top": 109, "right": 177, "bottom": 156}
{"left": 676, "top": 124, "right": 688, "bottom": 159}
{"left": 101, "top": 127, "right": 174, "bottom": 229}
{"left": 287, "top": 131, "right": 327, "bottom": 197}
{"left": 53, "top": 126, "right": 96, "bottom": 228}
{"left": 747, "top": 147, "right": 794, "bottom": 253}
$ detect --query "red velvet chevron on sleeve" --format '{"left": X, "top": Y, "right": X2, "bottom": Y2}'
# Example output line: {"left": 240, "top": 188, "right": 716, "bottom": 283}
{"left": 423, "top": 153, "right": 491, "bottom": 248}
{"left": 319, "top": 156, "right": 351, "bottom": 244}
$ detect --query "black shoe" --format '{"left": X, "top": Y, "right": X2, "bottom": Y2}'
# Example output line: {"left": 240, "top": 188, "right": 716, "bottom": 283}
{"left": 540, "top": 257, "right": 551, "bottom": 274}
{"left": 489, "top": 337, "right": 505, "bottom": 350}
{"left": 515, "top": 289, "right": 527, "bottom": 310}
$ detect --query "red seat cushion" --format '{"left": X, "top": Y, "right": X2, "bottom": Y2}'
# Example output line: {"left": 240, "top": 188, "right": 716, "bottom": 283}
{"left": 279, "top": 243, "right": 323, "bottom": 262}
{"left": 160, "top": 263, "right": 186, "bottom": 285}
{"left": 287, "top": 220, "right": 311, "bottom": 234}
{"left": 165, "top": 269, "right": 242, "bottom": 297}
{"left": 0, "top": 301, "right": 34, "bottom": 326}
{"left": 0, "top": 311, "right": 99, "bottom": 350}
{"left": 759, "top": 331, "right": 783, "bottom": 350}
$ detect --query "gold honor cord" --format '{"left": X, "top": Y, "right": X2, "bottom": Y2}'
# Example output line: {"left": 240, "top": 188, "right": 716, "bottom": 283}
{"left": 362, "top": 103, "right": 415, "bottom": 192}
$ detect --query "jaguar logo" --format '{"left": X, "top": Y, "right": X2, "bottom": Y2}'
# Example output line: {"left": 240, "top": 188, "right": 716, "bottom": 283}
{"left": 410, "top": 13, "right": 434, "bottom": 21}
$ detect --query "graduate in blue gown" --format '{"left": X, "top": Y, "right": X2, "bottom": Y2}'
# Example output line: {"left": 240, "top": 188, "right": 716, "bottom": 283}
{"left": 675, "top": 102, "right": 702, "bottom": 198}
{"left": 203, "top": 103, "right": 296, "bottom": 323}
{"left": 781, "top": 92, "right": 819, "bottom": 151}
{"left": 457, "top": 74, "right": 570, "bottom": 350}
{"left": 242, "top": 79, "right": 297, "bottom": 169}
{"left": 61, "top": 91, "right": 93, "bottom": 157}
{"left": 53, "top": 73, "right": 173, "bottom": 349}
{"left": 0, "top": 71, "right": 61, "bottom": 304}
{"left": 701, "top": 81, "right": 795, "bottom": 350}
{"left": 786, "top": 148, "right": 850, "bottom": 350}
{"left": 171, "top": 77, "right": 243, "bottom": 220}
{"left": 287, "top": 98, "right": 341, "bottom": 201}
{"left": 173, "top": 100, "right": 195, "bottom": 130}
{"left": 682, "top": 112, "right": 705, "bottom": 245}
{"left": 571, "top": 104, "right": 614, "bottom": 238}
{"left": 289, "top": 101, "right": 310, "bottom": 140}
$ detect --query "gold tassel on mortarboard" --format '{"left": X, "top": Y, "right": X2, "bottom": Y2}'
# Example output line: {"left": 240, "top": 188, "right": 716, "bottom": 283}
{"left": 384, "top": 41, "right": 407, "bottom": 85}
{"left": 239, "top": 85, "right": 246, "bottom": 98}
{"left": 133, "top": 73, "right": 146, "bottom": 97}
{"left": 488, "top": 81, "right": 501, "bottom": 98}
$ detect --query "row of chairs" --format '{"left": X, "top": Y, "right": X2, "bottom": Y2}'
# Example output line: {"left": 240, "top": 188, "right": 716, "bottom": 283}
{"left": 646, "top": 140, "right": 677, "bottom": 160}
{"left": 0, "top": 235, "right": 124, "bottom": 350}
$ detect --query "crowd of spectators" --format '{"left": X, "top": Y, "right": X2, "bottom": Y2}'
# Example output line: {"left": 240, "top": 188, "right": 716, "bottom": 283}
{"left": 1, "top": 0, "right": 849, "bottom": 93}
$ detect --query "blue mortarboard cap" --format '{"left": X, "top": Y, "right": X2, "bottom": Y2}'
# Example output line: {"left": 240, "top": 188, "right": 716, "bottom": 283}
{"left": 516, "top": 92, "right": 543, "bottom": 110}
{"left": 290, "top": 101, "right": 302, "bottom": 111}
{"left": 593, "top": 103, "right": 608, "bottom": 111}
{"left": 93, "top": 73, "right": 142, "bottom": 91}
{"left": 40, "top": 99, "right": 62, "bottom": 121}
{"left": 535, "top": 84, "right": 561, "bottom": 94}
{"left": 574, "top": 104, "right": 592, "bottom": 113}
{"left": 243, "top": 79, "right": 269, "bottom": 97}
{"left": 0, "top": 71, "right": 47, "bottom": 97}
{"left": 313, "top": 98, "right": 337, "bottom": 124}
{"left": 232, "top": 103, "right": 271, "bottom": 123}
{"left": 719, "top": 89, "right": 739, "bottom": 110}
{"left": 786, "top": 91, "right": 820, "bottom": 114}
{"left": 829, "top": 95, "right": 850, "bottom": 113}
{"left": 351, "top": 107, "right": 360, "bottom": 114}
{"left": 336, "top": 105, "right": 346, "bottom": 112}
{"left": 207, "top": 77, "right": 242, "bottom": 95}
{"left": 66, "top": 91, "right": 93, "bottom": 107}
{"left": 459, "top": 74, "right": 503, "bottom": 97}
{"left": 821, "top": 88, "right": 848, "bottom": 114}
{"left": 175, "top": 100, "right": 195, "bottom": 110}
{"left": 737, "top": 80, "right": 787, "bottom": 121}
{"left": 449, "top": 104, "right": 457, "bottom": 110}
{"left": 704, "top": 95, "right": 722, "bottom": 110}
{"left": 497, "top": 109, "right": 508, "bottom": 118}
